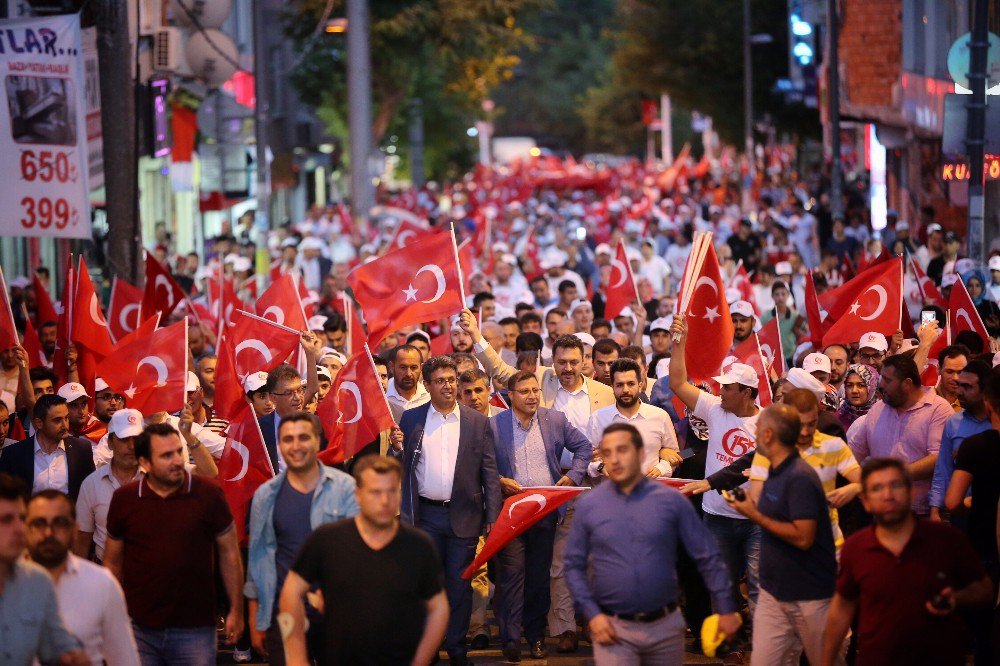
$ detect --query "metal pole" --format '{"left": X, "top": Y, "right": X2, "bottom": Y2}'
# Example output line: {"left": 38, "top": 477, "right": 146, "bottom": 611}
{"left": 408, "top": 98, "right": 424, "bottom": 188}
{"left": 252, "top": 0, "right": 271, "bottom": 273}
{"left": 965, "top": 0, "right": 989, "bottom": 264}
{"left": 828, "top": 0, "right": 843, "bottom": 221}
{"left": 94, "top": 0, "right": 140, "bottom": 285}
{"left": 347, "top": 0, "right": 374, "bottom": 223}
{"left": 660, "top": 93, "right": 673, "bottom": 163}
{"left": 742, "top": 0, "right": 755, "bottom": 211}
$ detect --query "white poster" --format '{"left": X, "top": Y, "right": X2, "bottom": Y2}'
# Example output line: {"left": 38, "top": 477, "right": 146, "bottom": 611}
{"left": 81, "top": 26, "right": 103, "bottom": 191}
{"left": 0, "top": 13, "right": 91, "bottom": 239}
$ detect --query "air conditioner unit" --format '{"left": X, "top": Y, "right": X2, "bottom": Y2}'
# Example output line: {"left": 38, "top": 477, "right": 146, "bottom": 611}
{"left": 153, "top": 27, "right": 182, "bottom": 72}
{"left": 139, "top": 0, "right": 163, "bottom": 36}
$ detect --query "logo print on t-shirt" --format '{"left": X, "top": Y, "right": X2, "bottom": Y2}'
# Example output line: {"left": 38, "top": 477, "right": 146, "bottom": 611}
{"left": 721, "top": 428, "right": 755, "bottom": 458}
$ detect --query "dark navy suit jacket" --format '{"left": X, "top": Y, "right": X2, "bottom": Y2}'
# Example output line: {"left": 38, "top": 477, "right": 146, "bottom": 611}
{"left": 395, "top": 402, "right": 502, "bottom": 538}
{"left": 0, "top": 435, "right": 96, "bottom": 501}
{"left": 489, "top": 406, "right": 591, "bottom": 486}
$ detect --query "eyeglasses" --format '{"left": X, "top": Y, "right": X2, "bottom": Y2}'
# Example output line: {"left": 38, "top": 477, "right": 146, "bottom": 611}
{"left": 430, "top": 377, "right": 457, "bottom": 387}
{"left": 272, "top": 388, "right": 305, "bottom": 398}
{"left": 95, "top": 393, "right": 124, "bottom": 403}
{"left": 27, "top": 517, "right": 74, "bottom": 532}
{"left": 857, "top": 351, "right": 884, "bottom": 362}
{"left": 514, "top": 388, "right": 541, "bottom": 397}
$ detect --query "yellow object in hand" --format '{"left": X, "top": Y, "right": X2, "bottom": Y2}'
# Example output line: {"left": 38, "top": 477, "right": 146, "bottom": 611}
{"left": 701, "top": 614, "right": 725, "bottom": 658}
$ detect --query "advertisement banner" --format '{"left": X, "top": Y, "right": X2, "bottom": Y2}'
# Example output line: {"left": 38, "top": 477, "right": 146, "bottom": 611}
{"left": 0, "top": 14, "right": 91, "bottom": 239}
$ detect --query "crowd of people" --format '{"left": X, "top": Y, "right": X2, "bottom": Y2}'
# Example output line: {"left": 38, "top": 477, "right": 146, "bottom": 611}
{"left": 2, "top": 158, "right": 999, "bottom": 666}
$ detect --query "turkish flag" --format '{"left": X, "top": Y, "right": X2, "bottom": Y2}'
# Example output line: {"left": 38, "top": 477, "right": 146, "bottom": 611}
{"left": 729, "top": 261, "right": 759, "bottom": 316}
{"left": 116, "top": 314, "right": 161, "bottom": 348}
{"left": 295, "top": 275, "right": 317, "bottom": 318}
{"left": 256, "top": 274, "right": 308, "bottom": 332}
{"left": 949, "top": 278, "right": 990, "bottom": 348}
{"left": 457, "top": 239, "right": 477, "bottom": 296}
{"left": 911, "top": 257, "right": 947, "bottom": 309}
{"left": 209, "top": 278, "right": 247, "bottom": 333}
{"left": 756, "top": 316, "right": 785, "bottom": 377}
{"left": 344, "top": 299, "right": 367, "bottom": 356}
{"left": 821, "top": 259, "right": 903, "bottom": 348}
{"left": 214, "top": 311, "right": 302, "bottom": 420}
{"left": 349, "top": 230, "right": 465, "bottom": 345}
{"left": 462, "top": 487, "right": 587, "bottom": 579}
{"left": 804, "top": 271, "right": 827, "bottom": 347}
{"left": 682, "top": 242, "right": 734, "bottom": 382}
{"left": 317, "top": 347, "right": 396, "bottom": 465}
{"left": 490, "top": 392, "right": 509, "bottom": 410}
{"left": 219, "top": 402, "right": 275, "bottom": 545}
{"left": 723, "top": 335, "right": 772, "bottom": 406}
{"left": 0, "top": 266, "right": 19, "bottom": 351}
{"left": 53, "top": 255, "right": 75, "bottom": 383}
{"left": 430, "top": 332, "right": 452, "bottom": 356}
{"left": 107, "top": 278, "right": 144, "bottom": 344}
{"left": 605, "top": 240, "right": 639, "bottom": 321}
{"left": 96, "top": 318, "right": 188, "bottom": 416}
{"left": 141, "top": 252, "right": 188, "bottom": 321}
{"left": 22, "top": 313, "right": 47, "bottom": 368}
{"left": 523, "top": 228, "right": 544, "bottom": 280}
{"left": 656, "top": 477, "right": 699, "bottom": 492}
{"left": 386, "top": 218, "right": 429, "bottom": 252}
{"left": 72, "top": 257, "right": 114, "bottom": 358}
{"left": 32, "top": 275, "right": 59, "bottom": 326}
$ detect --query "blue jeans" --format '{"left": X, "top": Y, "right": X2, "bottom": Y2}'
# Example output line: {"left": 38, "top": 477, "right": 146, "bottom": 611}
{"left": 703, "top": 513, "right": 761, "bottom": 612}
{"left": 133, "top": 626, "right": 216, "bottom": 666}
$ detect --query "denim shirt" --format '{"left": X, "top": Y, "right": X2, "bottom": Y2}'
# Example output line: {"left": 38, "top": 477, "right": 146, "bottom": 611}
{"left": 244, "top": 463, "right": 359, "bottom": 630}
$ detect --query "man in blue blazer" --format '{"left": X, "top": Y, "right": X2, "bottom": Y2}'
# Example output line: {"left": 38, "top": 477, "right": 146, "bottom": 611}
{"left": 489, "top": 370, "right": 592, "bottom": 661}
{"left": 390, "top": 355, "right": 502, "bottom": 666}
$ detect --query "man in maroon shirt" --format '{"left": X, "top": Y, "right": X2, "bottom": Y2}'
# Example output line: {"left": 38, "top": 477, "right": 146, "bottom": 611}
{"left": 104, "top": 422, "right": 245, "bottom": 665}
{"left": 821, "top": 458, "right": 992, "bottom": 666}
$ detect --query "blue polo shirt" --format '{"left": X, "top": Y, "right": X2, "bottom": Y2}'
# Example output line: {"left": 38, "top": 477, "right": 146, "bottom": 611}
{"left": 757, "top": 451, "right": 837, "bottom": 601}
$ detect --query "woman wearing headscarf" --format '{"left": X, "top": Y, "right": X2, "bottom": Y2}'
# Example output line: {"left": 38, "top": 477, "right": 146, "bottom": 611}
{"left": 961, "top": 269, "right": 1000, "bottom": 337}
{"left": 836, "top": 364, "right": 880, "bottom": 430}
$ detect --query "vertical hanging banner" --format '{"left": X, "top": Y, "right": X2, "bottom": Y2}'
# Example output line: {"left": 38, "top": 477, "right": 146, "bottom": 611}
{"left": 0, "top": 14, "right": 90, "bottom": 238}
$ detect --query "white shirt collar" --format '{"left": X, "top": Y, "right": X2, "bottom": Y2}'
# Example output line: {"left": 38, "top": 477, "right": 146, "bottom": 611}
{"left": 387, "top": 379, "right": 427, "bottom": 402}
{"left": 557, "top": 377, "right": 589, "bottom": 397}
{"left": 429, "top": 402, "right": 461, "bottom": 421}
{"left": 34, "top": 438, "right": 66, "bottom": 455}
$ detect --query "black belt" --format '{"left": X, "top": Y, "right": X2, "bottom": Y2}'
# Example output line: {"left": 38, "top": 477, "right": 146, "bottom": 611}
{"left": 601, "top": 604, "right": 676, "bottom": 623}
{"left": 419, "top": 496, "right": 451, "bottom": 507}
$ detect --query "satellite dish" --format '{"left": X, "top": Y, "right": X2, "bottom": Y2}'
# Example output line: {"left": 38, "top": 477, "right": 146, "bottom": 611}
{"left": 185, "top": 29, "right": 239, "bottom": 87}
{"left": 171, "top": 0, "right": 233, "bottom": 30}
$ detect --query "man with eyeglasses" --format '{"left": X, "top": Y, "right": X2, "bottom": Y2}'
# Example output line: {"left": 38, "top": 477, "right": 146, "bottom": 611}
{"left": 489, "top": 371, "right": 591, "bottom": 661}
{"left": 390, "top": 355, "right": 502, "bottom": 666}
{"left": 25, "top": 489, "right": 140, "bottom": 665}
{"left": 260, "top": 365, "right": 310, "bottom": 474}
{"left": 93, "top": 378, "right": 124, "bottom": 425}
{"left": 854, "top": 332, "right": 888, "bottom": 371}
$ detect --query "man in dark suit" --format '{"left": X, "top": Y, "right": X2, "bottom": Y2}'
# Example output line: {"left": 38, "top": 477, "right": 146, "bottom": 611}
{"left": 258, "top": 337, "right": 322, "bottom": 471}
{"left": 490, "top": 371, "right": 592, "bottom": 661}
{"left": 390, "top": 355, "right": 502, "bottom": 666}
{"left": 0, "top": 394, "right": 95, "bottom": 501}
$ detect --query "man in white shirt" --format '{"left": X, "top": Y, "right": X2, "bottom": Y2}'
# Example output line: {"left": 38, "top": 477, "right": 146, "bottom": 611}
{"left": 639, "top": 240, "right": 671, "bottom": 296}
{"left": 491, "top": 255, "right": 534, "bottom": 313}
{"left": 588, "top": 359, "right": 681, "bottom": 477}
{"left": 25, "top": 490, "right": 140, "bottom": 665}
{"left": 74, "top": 409, "right": 144, "bottom": 563}
{"left": 385, "top": 345, "right": 430, "bottom": 412}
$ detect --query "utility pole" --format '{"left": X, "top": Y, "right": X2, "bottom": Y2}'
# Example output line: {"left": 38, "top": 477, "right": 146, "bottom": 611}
{"left": 409, "top": 98, "right": 425, "bottom": 188}
{"left": 660, "top": 93, "right": 673, "bottom": 163}
{"left": 346, "top": 0, "right": 374, "bottom": 223}
{"left": 742, "top": 0, "right": 755, "bottom": 212}
{"left": 93, "top": 0, "right": 140, "bottom": 285}
{"left": 965, "top": 0, "right": 989, "bottom": 263}
{"left": 252, "top": 0, "right": 271, "bottom": 272}
{"left": 828, "top": 0, "right": 843, "bottom": 221}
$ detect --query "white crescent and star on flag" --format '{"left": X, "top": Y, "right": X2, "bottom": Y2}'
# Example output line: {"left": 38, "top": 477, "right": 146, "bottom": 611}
{"left": 848, "top": 285, "right": 888, "bottom": 321}
{"left": 402, "top": 264, "right": 447, "bottom": 303}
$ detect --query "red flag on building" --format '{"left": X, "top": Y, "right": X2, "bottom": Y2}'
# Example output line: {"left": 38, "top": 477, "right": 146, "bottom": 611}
{"left": 218, "top": 402, "right": 275, "bottom": 545}
{"left": 107, "top": 278, "right": 144, "bottom": 343}
{"left": 462, "top": 487, "right": 587, "bottom": 579}
{"left": 605, "top": 240, "right": 641, "bottom": 321}
{"left": 0, "top": 266, "right": 19, "bottom": 351}
{"left": 386, "top": 218, "right": 429, "bottom": 252}
{"left": 96, "top": 318, "right": 188, "bottom": 415}
{"left": 911, "top": 257, "right": 947, "bottom": 309}
{"left": 349, "top": 229, "right": 465, "bottom": 345}
{"left": 821, "top": 259, "right": 903, "bottom": 348}
{"left": 256, "top": 274, "right": 308, "bottom": 332}
{"left": 141, "top": 252, "right": 187, "bottom": 321}
{"left": 756, "top": 316, "right": 785, "bottom": 377}
{"left": 32, "top": 275, "right": 59, "bottom": 326}
{"left": 949, "top": 278, "right": 990, "bottom": 348}
{"left": 317, "top": 346, "right": 396, "bottom": 465}
{"left": 681, "top": 242, "right": 734, "bottom": 382}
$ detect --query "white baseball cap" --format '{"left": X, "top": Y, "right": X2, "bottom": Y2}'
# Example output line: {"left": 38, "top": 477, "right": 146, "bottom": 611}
{"left": 775, "top": 261, "right": 793, "bottom": 276}
{"left": 895, "top": 221, "right": 909, "bottom": 232}
{"left": 308, "top": 315, "right": 328, "bottom": 331}
{"left": 231, "top": 257, "right": 252, "bottom": 273}
{"left": 595, "top": 243, "right": 613, "bottom": 256}
{"left": 56, "top": 382, "right": 89, "bottom": 403}
{"left": 0, "top": 390, "right": 14, "bottom": 413}
{"left": 955, "top": 258, "right": 976, "bottom": 275}
{"left": 320, "top": 348, "right": 347, "bottom": 365}
{"left": 108, "top": 408, "right": 145, "bottom": 438}
{"left": 316, "top": 366, "right": 332, "bottom": 381}
{"left": 655, "top": 358, "right": 671, "bottom": 379}
{"left": 9, "top": 276, "right": 30, "bottom": 289}
{"left": 574, "top": 332, "right": 596, "bottom": 347}
{"left": 941, "top": 273, "right": 959, "bottom": 288}
{"left": 568, "top": 298, "right": 592, "bottom": 315}
{"left": 730, "top": 301, "right": 754, "bottom": 318}
{"left": 802, "top": 352, "right": 832, "bottom": 375}
{"left": 299, "top": 237, "right": 326, "bottom": 251}
{"left": 927, "top": 223, "right": 943, "bottom": 234}
{"left": 989, "top": 256, "right": 1000, "bottom": 272}
{"left": 186, "top": 371, "right": 201, "bottom": 392}
{"left": 858, "top": 332, "right": 888, "bottom": 353}
{"left": 786, "top": 367, "right": 826, "bottom": 398}
{"left": 649, "top": 316, "right": 673, "bottom": 332}
{"left": 407, "top": 329, "right": 431, "bottom": 344}
{"left": 712, "top": 363, "right": 758, "bottom": 388}
{"left": 243, "top": 371, "right": 269, "bottom": 393}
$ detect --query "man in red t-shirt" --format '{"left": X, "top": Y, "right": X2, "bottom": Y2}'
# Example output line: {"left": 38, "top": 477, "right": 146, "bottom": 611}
{"left": 821, "top": 458, "right": 992, "bottom": 666}
{"left": 104, "top": 422, "right": 245, "bottom": 664}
